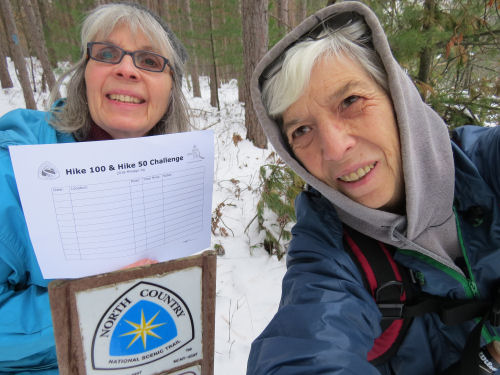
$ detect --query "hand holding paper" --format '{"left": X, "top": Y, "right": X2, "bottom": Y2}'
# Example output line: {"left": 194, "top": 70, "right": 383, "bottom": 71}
{"left": 9, "top": 130, "right": 214, "bottom": 279}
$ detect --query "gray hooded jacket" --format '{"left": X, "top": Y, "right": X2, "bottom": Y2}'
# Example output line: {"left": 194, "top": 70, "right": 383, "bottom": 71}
{"left": 251, "top": 1, "right": 462, "bottom": 273}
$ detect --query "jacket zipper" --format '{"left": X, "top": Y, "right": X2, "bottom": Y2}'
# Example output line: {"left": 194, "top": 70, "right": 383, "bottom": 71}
{"left": 454, "top": 207, "right": 499, "bottom": 342}
{"left": 400, "top": 207, "right": 479, "bottom": 296}
{"left": 398, "top": 248, "right": 478, "bottom": 298}
{"left": 453, "top": 207, "right": 480, "bottom": 298}
{"left": 399, "top": 207, "right": 500, "bottom": 342}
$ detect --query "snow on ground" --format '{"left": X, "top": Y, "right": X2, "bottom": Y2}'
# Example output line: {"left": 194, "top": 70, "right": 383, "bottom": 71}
{"left": 0, "top": 60, "right": 286, "bottom": 374}
{"left": 189, "top": 78, "right": 286, "bottom": 373}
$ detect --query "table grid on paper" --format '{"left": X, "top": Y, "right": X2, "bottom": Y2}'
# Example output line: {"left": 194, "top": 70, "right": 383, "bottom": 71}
{"left": 52, "top": 166, "right": 205, "bottom": 260}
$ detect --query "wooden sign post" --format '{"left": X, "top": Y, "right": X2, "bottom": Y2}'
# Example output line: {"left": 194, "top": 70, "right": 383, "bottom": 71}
{"left": 49, "top": 251, "right": 216, "bottom": 375}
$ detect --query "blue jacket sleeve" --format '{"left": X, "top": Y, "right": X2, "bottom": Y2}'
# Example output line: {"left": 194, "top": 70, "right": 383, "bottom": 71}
{"left": 0, "top": 237, "right": 57, "bottom": 371}
{"left": 0, "top": 110, "right": 58, "bottom": 372}
{"left": 454, "top": 125, "right": 500, "bottom": 199}
{"left": 247, "top": 191, "right": 382, "bottom": 375}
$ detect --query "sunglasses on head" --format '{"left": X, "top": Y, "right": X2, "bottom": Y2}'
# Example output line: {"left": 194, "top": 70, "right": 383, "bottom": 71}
{"left": 260, "top": 11, "right": 368, "bottom": 83}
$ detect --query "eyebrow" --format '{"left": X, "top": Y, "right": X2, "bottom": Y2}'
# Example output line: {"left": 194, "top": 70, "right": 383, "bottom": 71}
{"left": 328, "top": 79, "right": 376, "bottom": 106}
{"left": 282, "top": 80, "right": 368, "bottom": 131}
{"left": 138, "top": 45, "right": 155, "bottom": 52}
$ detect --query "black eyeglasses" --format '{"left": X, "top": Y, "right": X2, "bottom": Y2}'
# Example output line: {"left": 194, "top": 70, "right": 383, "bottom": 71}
{"left": 87, "top": 42, "right": 172, "bottom": 73}
{"left": 261, "top": 12, "right": 368, "bottom": 83}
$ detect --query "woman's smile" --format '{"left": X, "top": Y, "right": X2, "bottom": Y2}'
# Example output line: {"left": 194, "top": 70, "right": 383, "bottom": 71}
{"left": 85, "top": 23, "right": 173, "bottom": 139}
{"left": 337, "top": 162, "right": 377, "bottom": 182}
{"left": 283, "top": 54, "right": 404, "bottom": 212}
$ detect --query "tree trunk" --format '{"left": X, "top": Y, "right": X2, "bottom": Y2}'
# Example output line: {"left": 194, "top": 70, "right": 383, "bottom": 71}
{"left": 22, "top": 0, "right": 60, "bottom": 98}
{"left": 241, "top": 0, "right": 268, "bottom": 149}
{"left": 182, "top": 0, "right": 201, "bottom": 97}
{"left": 158, "top": 0, "right": 169, "bottom": 23}
{"left": 417, "top": 0, "right": 435, "bottom": 92}
{"left": 238, "top": 71, "right": 244, "bottom": 102}
{"left": 0, "top": 0, "right": 36, "bottom": 109}
{"left": 278, "top": 0, "right": 289, "bottom": 31}
{"left": 220, "top": 0, "right": 229, "bottom": 83}
{"left": 0, "top": 45, "right": 13, "bottom": 89}
{"left": 61, "top": 0, "right": 75, "bottom": 54}
{"left": 0, "top": 15, "right": 14, "bottom": 89}
{"left": 288, "top": 0, "right": 296, "bottom": 29}
{"left": 296, "top": 0, "right": 307, "bottom": 25}
{"left": 167, "top": 1, "right": 180, "bottom": 38}
{"left": 145, "top": 0, "right": 160, "bottom": 15}
{"left": 37, "top": 0, "right": 57, "bottom": 67}
{"left": 208, "top": 0, "right": 220, "bottom": 109}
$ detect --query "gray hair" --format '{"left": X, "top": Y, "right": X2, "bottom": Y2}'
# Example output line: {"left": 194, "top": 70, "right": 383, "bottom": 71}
{"left": 262, "top": 18, "right": 388, "bottom": 118}
{"left": 49, "top": 3, "right": 190, "bottom": 140}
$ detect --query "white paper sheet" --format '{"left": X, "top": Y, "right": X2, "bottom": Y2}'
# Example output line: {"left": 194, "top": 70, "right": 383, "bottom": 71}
{"left": 9, "top": 130, "right": 214, "bottom": 279}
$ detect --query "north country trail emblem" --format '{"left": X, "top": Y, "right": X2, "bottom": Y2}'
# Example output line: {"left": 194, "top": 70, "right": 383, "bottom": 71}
{"left": 91, "top": 281, "right": 195, "bottom": 370}
{"left": 49, "top": 252, "right": 214, "bottom": 375}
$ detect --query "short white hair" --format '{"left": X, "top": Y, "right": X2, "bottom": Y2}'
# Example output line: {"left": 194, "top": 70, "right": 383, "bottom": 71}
{"left": 262, "top": 19, "right": 388, "bottom": 118}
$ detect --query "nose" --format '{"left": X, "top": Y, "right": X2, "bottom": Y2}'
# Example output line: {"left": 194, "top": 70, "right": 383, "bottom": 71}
{"left": 318, "top": 119, "right": 355, "bottom": 161}
{"left": 114, "top": 55, "right": 139, "bottom": 80}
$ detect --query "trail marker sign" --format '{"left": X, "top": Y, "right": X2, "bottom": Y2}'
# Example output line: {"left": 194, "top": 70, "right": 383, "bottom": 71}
{"left": 49, "top": 251, "right": 216, "bottom": 375}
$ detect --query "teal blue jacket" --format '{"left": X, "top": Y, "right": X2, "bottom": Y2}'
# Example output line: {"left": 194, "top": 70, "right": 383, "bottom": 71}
{"left": 0, "top": 109, "right": 74, "bottom": 374}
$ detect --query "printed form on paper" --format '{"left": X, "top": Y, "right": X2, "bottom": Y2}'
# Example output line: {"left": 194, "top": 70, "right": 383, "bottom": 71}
{"left": 9, "top": 130, "right": 214, "bottom": 279}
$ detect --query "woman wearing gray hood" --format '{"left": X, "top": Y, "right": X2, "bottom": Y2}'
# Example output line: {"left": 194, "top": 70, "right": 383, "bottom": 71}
{"left": 247, "top": 2, "right": 500, "bottom": 375}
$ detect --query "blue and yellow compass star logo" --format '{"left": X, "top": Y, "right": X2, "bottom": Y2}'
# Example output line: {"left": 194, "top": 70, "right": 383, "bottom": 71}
{"left": 109, "top": 300, "right": 177, "bottom": 356}
{"left": 121, "top": 309, "right": 165, "bottom": 349}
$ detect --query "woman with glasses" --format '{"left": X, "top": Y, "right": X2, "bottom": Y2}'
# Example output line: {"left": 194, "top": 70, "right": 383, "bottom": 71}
{"left": 0, "top": 3, "right": 189, "bottom": 373}
{"left": 247, "top": 2, "right": 500, "bottom": 375}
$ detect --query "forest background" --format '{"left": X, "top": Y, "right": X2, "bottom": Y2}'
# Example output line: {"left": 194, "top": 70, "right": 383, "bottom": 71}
{"left": 1, "top": 0, "right": 498, "bottom": 136}
{"left": 0, "top": 0, "right": 498, "bottom": 371}
{"left": 0, "top": 0, "right": 499, "bottom": 274}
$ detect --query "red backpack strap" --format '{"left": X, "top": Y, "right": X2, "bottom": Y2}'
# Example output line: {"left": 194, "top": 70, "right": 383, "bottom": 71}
{"left": 343, "top": 226, "right": 500, "bottom": 372}
{"left": 343, "top": 226, "right": 415, "bottom": 365}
